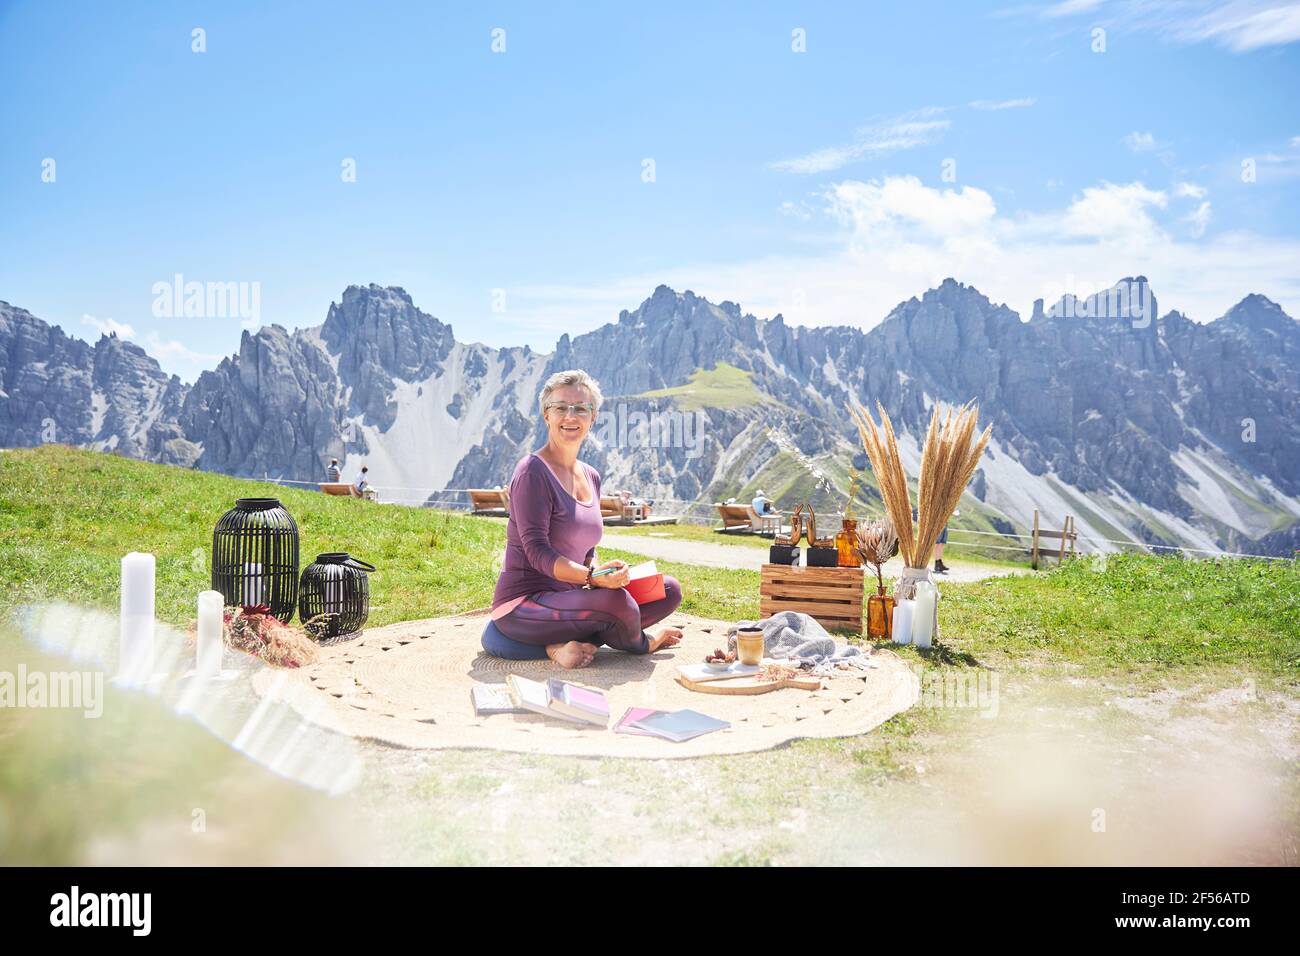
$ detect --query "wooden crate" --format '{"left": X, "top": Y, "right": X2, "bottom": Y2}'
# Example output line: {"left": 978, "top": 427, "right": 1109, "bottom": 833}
{"left": 759, "top": 564, "right": 865, "bottom": 634}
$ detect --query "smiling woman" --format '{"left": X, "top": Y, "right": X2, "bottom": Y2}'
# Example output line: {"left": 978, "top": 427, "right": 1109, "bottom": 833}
{"left": 483, "top": 369, "right": 684, "bottom": 669}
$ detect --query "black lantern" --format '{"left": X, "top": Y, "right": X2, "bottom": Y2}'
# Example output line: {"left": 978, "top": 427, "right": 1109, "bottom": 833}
{"left": 211, "top": 498, "right": 300, "bottom": 621}
{"left": 298, "top": 553, "right": 375, "bottom": 640}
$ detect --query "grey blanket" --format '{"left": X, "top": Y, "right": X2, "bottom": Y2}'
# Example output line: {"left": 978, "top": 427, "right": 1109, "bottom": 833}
{"left": 725, "top": 611, "right": 878, "bottom": 675}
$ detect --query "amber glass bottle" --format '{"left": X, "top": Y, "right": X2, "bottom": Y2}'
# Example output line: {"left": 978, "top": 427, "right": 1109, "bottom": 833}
{"left": 835, "top": 518, "right": 862, "bottom": 568}
{"left": 867, "top": 587, "right": 895, "bottom": 640}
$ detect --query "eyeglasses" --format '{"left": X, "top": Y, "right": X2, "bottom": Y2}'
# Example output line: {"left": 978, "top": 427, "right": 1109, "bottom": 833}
{"left": 545, "top": 401, "right": 595, "bottom": 420}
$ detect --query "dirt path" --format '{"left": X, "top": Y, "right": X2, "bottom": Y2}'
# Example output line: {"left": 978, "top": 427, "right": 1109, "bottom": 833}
{"left": 604, "top": 531, "right": 1029, "bottom": 583}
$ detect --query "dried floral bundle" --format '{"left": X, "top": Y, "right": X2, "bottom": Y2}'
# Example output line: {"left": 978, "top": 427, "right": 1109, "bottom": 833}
{"left": 222, "top": 604, "right": 319, "bottom": 668}
{"left": 848, "top": 399, "right": 991, "bottom": 570}
{"left": 756, "top": 662, "right": 800, "bottom": 683}
{"left": 855, "top": 517, "right": 899, "bottom": 591}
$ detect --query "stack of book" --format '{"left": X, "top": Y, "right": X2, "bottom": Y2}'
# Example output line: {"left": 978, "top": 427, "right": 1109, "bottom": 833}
{"left": 471, "top": 677, "right": 730, "bottom": 742}
{"left": 472, "top": 675, "right": 610, "bottom": 726}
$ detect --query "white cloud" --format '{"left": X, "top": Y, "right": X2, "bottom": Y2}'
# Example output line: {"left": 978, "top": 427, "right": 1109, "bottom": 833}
{"left": 1043, "top": 0, "right": 1105, "bottom": 16}
{"left": 1039, "top": 1, "right": 1300, "bottom": 53}
{"left": 1178, "top": 1, "right": 1300, "bottom": 51}
{"left": 1183, "top": 201, "right": 1213, "bottom": 238}
{"left": 81, "top": 314, "right": 136, "bottom": 339}
{"left": 1174, "top": 181, "right": 1208, "bottom": 199}
{"left": 969, "top": 97, "right": 1037, "bottom": 110}
{"left": 1123, "top": 131, "right": 1159, "bottom": 153}
{"left": 1060, "top": 181, "right": 1167, "bottom": 240}
{"left": 771, "top": 109, "right": 950, "bottom": 174}
{"left": 826, "top": 176, "right": 997, "bottom": 237}
{"left": 504, "top": 175, "right": 1300, "bottom": 343}
{"left": 140, "top": 332, "right": 222, "bottom": 367}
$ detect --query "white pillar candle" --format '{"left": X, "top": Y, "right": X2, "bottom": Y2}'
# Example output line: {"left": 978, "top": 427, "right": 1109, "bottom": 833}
{"left": 196, "top": 590, "right": 225, "bottom": 678}
{"left": 912, "top": 581, "right": 937, "bottom": 649}
{"left": 324, "top": 570, "right": 343, "bottom": 614}
{"left": 243, "top": 562, "right": 262, "bottom": 606}
{"left": 119, "top": 552, "right": 155, "bottom": 682}
{"left": 892, "top": 599, "right": 914, "bottom": 645}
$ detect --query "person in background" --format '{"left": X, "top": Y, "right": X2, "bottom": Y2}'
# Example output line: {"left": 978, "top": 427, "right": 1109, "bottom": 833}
{"left": 326, "top": 458, "right": 342, "bottom": 483}
{"left": 914, "top": 506, "right": 956, "bottom": 574}
{"left": 752, "top": 489, "right": 774, "bottom": 515}
{"left": 933, "top": 524, "right": 950, "bottom": 574}
{"left": 934, "top": 508, "right": 958, "bottom": 574}
{"left": 352, "top": 465, "right": 370, "bottom": 498}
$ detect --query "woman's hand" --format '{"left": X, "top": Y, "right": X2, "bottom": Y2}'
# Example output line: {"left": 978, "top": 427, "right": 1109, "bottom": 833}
{"left": 590, "top": 559, "right": 630, "bottom": 589}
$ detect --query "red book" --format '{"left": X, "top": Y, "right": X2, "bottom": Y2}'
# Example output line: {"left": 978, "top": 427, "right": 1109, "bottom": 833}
{"left": 624, "top": 560, "right": 666, "bottom": 605}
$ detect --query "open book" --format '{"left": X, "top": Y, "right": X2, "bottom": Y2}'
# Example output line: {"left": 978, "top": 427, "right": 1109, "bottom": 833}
{"left": 625, "top": 560, "right": 666, "bottom": 605}
{"left": 505, "top": 674, "right": 609, "bottom": 726}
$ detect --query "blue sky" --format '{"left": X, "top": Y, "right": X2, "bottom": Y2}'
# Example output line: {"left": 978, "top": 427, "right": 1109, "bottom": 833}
{"left": 2, "top": 0, "right": 1298, "bottom": 380}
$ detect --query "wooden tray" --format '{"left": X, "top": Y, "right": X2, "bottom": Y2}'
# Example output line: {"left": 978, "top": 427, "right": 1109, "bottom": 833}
{"left": 676, "top": 673, "right": 822, "bottom": 695}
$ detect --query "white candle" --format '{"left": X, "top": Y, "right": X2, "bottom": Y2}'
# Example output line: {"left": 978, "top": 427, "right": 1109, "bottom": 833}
{"left": 892, "top": 599, "right": 914, "bottom": 645}
{"left": 912, "top": 581, "right": 936, "bottom": 649}
{"left": 119, "top": 552, "right": 155, "bottom": 682}
{"left": 324, "top": 570, "right": 343, "bottom": 614}
{"left": 196, "top": 590, "right": 224, "bottom": 678}
{"left": 243, "top": 562, "right": 262, "bottom": 606}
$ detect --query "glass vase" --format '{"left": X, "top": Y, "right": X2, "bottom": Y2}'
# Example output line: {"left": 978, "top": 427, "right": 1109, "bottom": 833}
{"left": 867, "top": 586, "right": 895, "bottom": 640}
{"left": 835, "top": 518, "right": 862, "bottom": 568}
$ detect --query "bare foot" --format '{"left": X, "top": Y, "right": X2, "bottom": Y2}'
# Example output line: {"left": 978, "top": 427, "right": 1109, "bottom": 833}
{"left": 546, "top": 641, "right": 596, "bottom": 669}
{"left": 647, "top": 627, "right": 683, "bottom": 654}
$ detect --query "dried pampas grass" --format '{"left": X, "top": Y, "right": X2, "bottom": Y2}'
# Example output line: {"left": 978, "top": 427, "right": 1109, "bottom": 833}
{"left": 849, "top": 399, "right": 991, "bottom": 571}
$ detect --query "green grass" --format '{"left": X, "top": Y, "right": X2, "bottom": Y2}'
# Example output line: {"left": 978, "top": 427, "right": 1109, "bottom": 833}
{"left": 3, "top": 444, "right": 1298, "bottom": 865}
{"left": 0, "top": 445, "right": 508, "bottom": 626}
{"left": 637, "top": 362, "right": 771, "bottom": 411}
{"left": 5, "top": 445, "right": 1295, "bottom": 677}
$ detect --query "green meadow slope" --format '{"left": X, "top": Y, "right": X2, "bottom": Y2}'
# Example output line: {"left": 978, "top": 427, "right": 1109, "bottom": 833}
{"left": 1, "top": 445, "right": 1296, "bottom": 677}
{"left": 1, "top": 445, "right": 1297, "bottom": 866}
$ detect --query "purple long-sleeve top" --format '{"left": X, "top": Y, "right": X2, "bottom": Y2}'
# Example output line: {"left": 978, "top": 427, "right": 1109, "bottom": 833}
{"left": 491, "top": 454, "right": 605, "bottom": 615}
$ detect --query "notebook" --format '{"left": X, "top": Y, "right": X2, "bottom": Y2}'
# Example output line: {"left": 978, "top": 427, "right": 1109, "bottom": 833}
{"left": 547, "top": 678, "right": 611, "bottom": 725}
{"left": 614, "top": 706, "right": 666, "bottom": 736}
{"left": 625, "top": 560, "right": 667, "bottom": 605}
{"left": 626, "top": 709, "right": 730, "bottom": 742}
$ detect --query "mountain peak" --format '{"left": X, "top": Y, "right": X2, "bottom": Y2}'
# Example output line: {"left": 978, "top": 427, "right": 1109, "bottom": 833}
{"left": 1221, "top": 293, "right": 1294, "bottom": 333}
{"left": 1040, "top": 276, "right": 1158, "bottom": 326}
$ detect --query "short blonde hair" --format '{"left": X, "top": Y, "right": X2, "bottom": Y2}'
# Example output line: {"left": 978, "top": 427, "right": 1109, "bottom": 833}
{"left": 539, "top": 369, "right": 603, "bottom": 413}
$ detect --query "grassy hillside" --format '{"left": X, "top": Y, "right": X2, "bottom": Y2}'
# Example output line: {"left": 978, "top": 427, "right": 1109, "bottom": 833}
{"left": 0, "top": 445, "right": 745, "bottom": 627}
{"left": 2, "top": 444, "right": 1296, "bottom": 677}
{"left": 2, "top": 445, "right": 1297, "bottom": 865}
{"left": 637, "top": 362, "right": 771, "bottom": 410}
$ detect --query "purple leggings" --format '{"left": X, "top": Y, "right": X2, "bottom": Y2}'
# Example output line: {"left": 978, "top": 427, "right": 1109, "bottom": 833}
{"left": 494, "top": 576, "right": 682, "bottom": 655}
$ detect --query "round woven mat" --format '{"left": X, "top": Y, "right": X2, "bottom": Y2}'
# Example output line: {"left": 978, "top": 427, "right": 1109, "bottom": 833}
{"left": 251, "top": 613, "right": 918, "bottom": 758}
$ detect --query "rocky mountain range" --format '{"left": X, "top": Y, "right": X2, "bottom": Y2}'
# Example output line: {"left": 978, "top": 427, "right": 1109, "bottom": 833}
{"left": 2, "top": 278, "right": 1298, "bottom": 556}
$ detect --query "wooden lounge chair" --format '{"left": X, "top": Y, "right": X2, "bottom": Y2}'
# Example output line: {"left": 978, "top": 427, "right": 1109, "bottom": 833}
{"left": 469, "top": 488, "right": 509, "bottom": 516}
{"left": 319, "top": 482, "right": 353, "bottom": 496}
{"left": 715, "top": 503, "right": 753, "bottom": 533}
